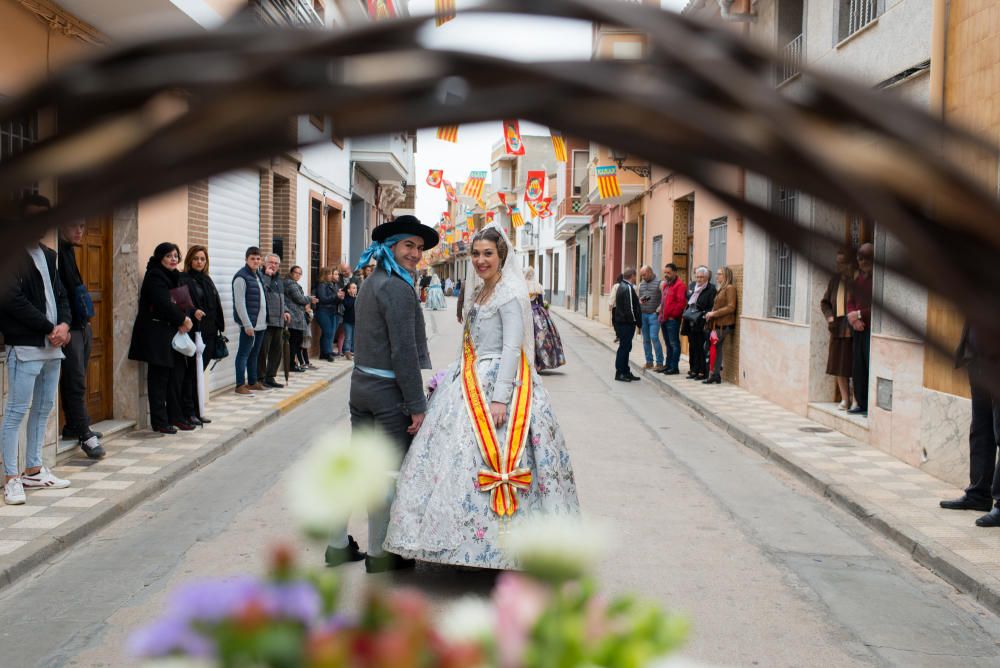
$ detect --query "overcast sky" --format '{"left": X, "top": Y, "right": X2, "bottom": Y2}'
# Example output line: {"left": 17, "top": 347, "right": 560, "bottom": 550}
{"left": 407, "top": 0, "right": 686, "bottom": 226}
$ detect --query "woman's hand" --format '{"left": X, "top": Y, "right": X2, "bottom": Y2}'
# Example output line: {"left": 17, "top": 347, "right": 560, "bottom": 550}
{"left": 706, "top": 310, "right": 715, "bottom": 319}
{"left": 194, "top": 309, "right": 205, "bottom": 321}
{"left": 490, "top": 402, "right": 508, "bottom": 429}
{"left": 179, "top": 317, "right": 193, "bottom": 334}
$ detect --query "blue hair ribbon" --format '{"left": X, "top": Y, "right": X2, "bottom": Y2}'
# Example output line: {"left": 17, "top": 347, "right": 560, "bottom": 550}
{"left": 354, "top": 233, "right": 416, "bottom": 287}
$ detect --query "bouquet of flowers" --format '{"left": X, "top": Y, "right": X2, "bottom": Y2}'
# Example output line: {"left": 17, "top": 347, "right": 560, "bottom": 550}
{"left": 426, "top": 369, "right": 448, "bottom": 401}
{"left": 130, "top": 430, "right": 690, "bottom": 667}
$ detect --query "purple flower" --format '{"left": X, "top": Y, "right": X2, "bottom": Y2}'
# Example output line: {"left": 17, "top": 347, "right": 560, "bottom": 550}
{"left": 427, "top": 370, "right": 447, "bottom": 394}
{"left": 263, "top": 581, "right": 322, "bottom": 624}
{"left": 167, "top": 577, "right": 263, "bottom": 624}
{"left": 128, "top": 617, "right": 215, "bottom": 658}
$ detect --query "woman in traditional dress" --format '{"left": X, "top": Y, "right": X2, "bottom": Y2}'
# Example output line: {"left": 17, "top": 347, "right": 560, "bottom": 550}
{"left": 425, "top": 269, "right": 448, "bottom": 311}
{"left": 524, "top": 266, "right": 566, "bottom": 371}
{"left": 385, "top": 224, "right": 579, "bottom": 569}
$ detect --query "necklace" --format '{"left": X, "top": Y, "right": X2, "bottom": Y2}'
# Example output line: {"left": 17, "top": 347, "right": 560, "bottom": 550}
{"left": 476, "top": 274, "right": 501, "bottom": 305}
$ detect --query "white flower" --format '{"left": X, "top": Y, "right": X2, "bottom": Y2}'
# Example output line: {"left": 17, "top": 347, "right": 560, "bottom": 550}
{"left": 437, "top": 596, "right": 497, "bottom": 644}
{"left": 504, "top": 514, "right": 611, "bottom": 582}
{"left": 286, "top": 428, "right": 401, "bottom": 534}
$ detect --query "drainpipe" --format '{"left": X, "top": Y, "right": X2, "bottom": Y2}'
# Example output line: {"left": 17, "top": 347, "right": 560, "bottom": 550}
{"left": 929, "top": 0, "right": 948, "bottom": 118}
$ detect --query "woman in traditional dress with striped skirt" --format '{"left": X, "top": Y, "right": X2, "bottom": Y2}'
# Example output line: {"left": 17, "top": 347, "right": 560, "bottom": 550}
{"left": 524, "top": 266, "right": 566, "bottom": 371}
{"left": 384, "top": 224, "right": 579, "bottom": 569}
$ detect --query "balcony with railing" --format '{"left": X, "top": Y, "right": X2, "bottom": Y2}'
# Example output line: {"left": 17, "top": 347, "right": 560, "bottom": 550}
{"left": 838, "top": 0, "right": 881, "bottom": 43}
{"left": 776, "top": 33, "right": 803, "bottom": 86}
{"left": 251, "top": 0, "right": 323, "bottom": 27}
{"left": 555, "top": 197, "right": 590, "bottom": 241}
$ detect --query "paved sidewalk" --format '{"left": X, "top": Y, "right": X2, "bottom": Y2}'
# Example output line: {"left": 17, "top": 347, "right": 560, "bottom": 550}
{"left": 0, "top": 361, "right": 352, "bottom": 590}
{"left": 551, "top": 305, "right": 1000, "bottom": 616}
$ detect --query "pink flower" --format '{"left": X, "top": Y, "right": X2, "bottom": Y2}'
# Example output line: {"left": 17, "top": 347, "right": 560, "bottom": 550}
{"left": 492, "top": 573, "right": 550, "bottom": 668}
{"left": 531, "top": 434, "right": 541, "bottom": 446}
{"left": 474, "top": 527, "right": 486, "bottom": 540}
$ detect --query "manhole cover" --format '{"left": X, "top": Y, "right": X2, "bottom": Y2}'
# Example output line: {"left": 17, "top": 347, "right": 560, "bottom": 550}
{"left": 799, "top": 426, "right": 833, "bottom": 433}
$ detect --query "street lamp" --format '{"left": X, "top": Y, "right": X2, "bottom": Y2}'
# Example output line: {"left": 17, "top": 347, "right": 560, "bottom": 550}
{"left": 610, "top": 148, "right": 651, "bottom": 178}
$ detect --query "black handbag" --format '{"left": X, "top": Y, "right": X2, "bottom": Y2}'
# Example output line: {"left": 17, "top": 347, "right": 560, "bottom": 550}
{"left": 213, "top": 334, "right": 229, "bottom": 360}
{"left": 682, "top": 304, "right": 702, "bottom": 324}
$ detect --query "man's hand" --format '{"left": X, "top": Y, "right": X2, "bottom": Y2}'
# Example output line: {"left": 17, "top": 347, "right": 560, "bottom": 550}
{"left": 179, "top": 317, "right": 193, "bottom": 334}
{"left": 194, "top": 309, "right": 205, "bottom": 321}
{"left": 310, "top": 296, "right": 319, "bottom": 305}
{"left": 283, "top": 312, "right": 291, "bottom": 324}
{"left": 49, "top": 323, "right": 71, "bottom": 347}
{"left": 847, "top": 310, "right": 859, "bottom": 326}
{"left": 490, "top": 402, "right": 508, "bottom": 429}
{"left": 407, "top": 412, "right": 426, "bottom": 435}
{"left": 244, "top": 326, "right": 255, "bottom": 337}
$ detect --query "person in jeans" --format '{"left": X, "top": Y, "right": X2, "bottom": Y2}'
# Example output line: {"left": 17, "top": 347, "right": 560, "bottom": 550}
{"left": 56, "top": 219, "right": 105, "bottom": 458}
{"left": 658, "top": 262, "right": 686, "bottom": 375}
{"left": 284, "top": 265, "right": 315, "bottom": 373}
{"left": 232, "top": 247, "right": 267, "bottom": 396}
{"left": 704, "top": 266, "right": 738, "bottom": 384}
{"left": 1, "top": 195, "right": 73, "bottom": 504}
{"left": 612, "top": 267, "right": 642, "bottom": 383}
{"left": 341, "top": 281, "right": 358, "bottom": 361}
{"left": 315, "top": 268, "right": 344, "bottom": 362}
{"left": 637, "top": 265, "right": 664, "bottom": 371}
{"left": 257, "top": 253, "right": 290, "bottom": 389}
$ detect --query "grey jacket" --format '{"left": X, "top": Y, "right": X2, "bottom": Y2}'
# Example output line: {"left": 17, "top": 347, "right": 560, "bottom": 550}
{"left": 260, "top": 271, "right": 286, "bottom": 328}
{"left": 284, "top": 279, "right": 311, "bottom": 331}
{"left": 353, "top": 269, "right": 431, "bottom": 414}
{"left": 638, "top": 279, "right": 660, "bottom": 315}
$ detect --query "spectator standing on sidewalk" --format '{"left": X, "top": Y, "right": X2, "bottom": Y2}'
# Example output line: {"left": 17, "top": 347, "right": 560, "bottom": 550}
{"left": 637, "top": 265, "right": 664, "bottom": 371}
{"left": 657, "top": 263, "right": 686, "bottom": 376}
{"left": 232, "top": 247, "right": 267, "bottom": 396}
{"left": 820, "top": 249, "right": 856, "bottom": 410}
{"left": 683, "top": 266, "right": 715, "bottom": 381}
{"left": 315, "top": 267, "right": 343, "bottom": 362}
{"left": 284, "top": 265, "right": 314, "bottom": 373}
{"left": 341, "top": 282, "right": 358, "bottom": 361}
{"left": 2, "top": 195, "right": 74, "bottom": 504}
{"left": 180, "top": 245, "right": 224, "bottom": 425}
{"left": 847, "top": 243, "right": 874, "bottom": 416}
{"left": 257, "top": 254, "right": 290, "bottom": 389}
{"left": 612, "top": 267, "right": 642, "bottom": 383}
{"left": 704, "top": 266, "right": 738, "bottom": 385}
{"left": 56, "top": 219, "right": 105, "bottom": 459}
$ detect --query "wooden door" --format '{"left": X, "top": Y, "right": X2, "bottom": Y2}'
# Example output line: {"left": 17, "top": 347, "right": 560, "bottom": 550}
{"left": 78, "top": 217, "right": 113, "bottom": 423}
{"left": 325, "top": 207, "right": 342, "bottom": 269}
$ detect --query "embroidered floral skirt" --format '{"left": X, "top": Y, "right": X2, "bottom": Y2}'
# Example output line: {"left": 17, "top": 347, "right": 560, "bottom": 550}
{"left": 384, "top": 358, "right": 580, "bottom": 569}
{"left": 531, "top": 302, "right": 567, "bottom": 370}
{"left": 425, "top": 285, "right": 447, "bottom": 311}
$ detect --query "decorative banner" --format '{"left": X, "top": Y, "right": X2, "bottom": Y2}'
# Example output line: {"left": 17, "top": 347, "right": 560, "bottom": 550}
{"left": 525, "top": 200, "right": 538, "bottom": 217}
{"left": 426, "top": 169, "right": 443, "bottom": 188}
{"left": 437, "top": 125, "right": 459, "bottom": 143}
{"left": 462, "top": 230, "right": 471, "bottom": 243}
{"left": 596, "top": 165, "right": 622, "bottom": 199}
{"left": 523, "top": 170, "right": 546, "bottom": 202}
{"left": 503, "top": 119, "right": 525, "bottom": 155}
{"left": 466, "top": 210, "right": 475, "bottom": 228}
{"left": 536, "top": 197, "right": 553, "bottom": 219}
{"left": 367, "top": 0, "right": 396, "bottom": 20}
{"left": 435, "top": 0, "right": 456, "bottom": 27}
{"left": 442, "top": 211, "right": 452, "bottom": 225}
{"left": 486, "top": 211, "right": 496, "bottom": 223}
{"left": 511, "top": 205, "right": 525, "bottom": 228}
{"left": 462, "top": 171, "right": 487, "bottom": 200}
{"left": 443, "top": 180, "right": 458, "bottom": 202}
{"left": 476, "top": 196, "right": 487, "bottom": 211}
{"left": 497, "top": 192, "right": 512, "bottom": 214}
{"left": 550, "top": 130, "right": 568, "bottom": 162}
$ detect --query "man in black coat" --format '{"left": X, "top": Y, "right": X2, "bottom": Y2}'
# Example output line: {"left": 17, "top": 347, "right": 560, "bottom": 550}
{"left": 1, "top": 195, "right": 74, "bottom": 505}
{"left": 57, "top": 220, "right": 105, "bottom": 459}
{"left": 612, "top": 267, "right": 642, "bottom": 382}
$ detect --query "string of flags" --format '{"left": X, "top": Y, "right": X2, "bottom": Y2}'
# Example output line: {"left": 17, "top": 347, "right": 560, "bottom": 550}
{"left": 443, "top": 179, "right": 458, "bottom": 202}
{"left": 462, "top": 171, "right": 487, "bottom": 200}
{"left": 550, "top": 130, "right": 567, "bottom": 162}
{"left": 366, "top": 0, "right": 395, "bottom": 20}
{"left": 436, "top": 125, "right": 459, "bottom": 143}
{"left": 524, "top": 170, "right": 545, "bottom": 202}
{"left": 426, "top": 169, "right": 443, "bottom": 188}
{"left": 503, "top": 119, "right": 525, "bottom": 155}
{"left": 510, "top": 205, "right": 525, "bottom": 228}
{"left": 596, "top": 165, "right": 622, "bottom": 199}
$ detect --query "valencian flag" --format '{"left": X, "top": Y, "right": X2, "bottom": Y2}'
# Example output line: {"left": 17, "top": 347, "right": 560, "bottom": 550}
{"left": 426, "top": 169, "right": 443, "bottom": 188}
{"left": 443, "top": 180, "right": 458, "bottom": 202}
{"left": 550, "top": 130, "right": 568, "bottom": 162}
{"left": 437, "top": 125, "right": 459, "bottom": 143}
{"left": 462, "top": 230, "right": 471, "bottom": 243}
{"left": 511, "top": 205, "right": 525, "bottom": 228}
{"left": 525, "top": 200, "right": 539, "bottom": 217}
{"left": 435, "top": 0, "right": 456, "bottom": 26}
{"left": 524, "top": 170, "right": 545, "bottom": 202}
{"left": 596, "top": 165, "right": 622, "bottom": 199}
{"left": 466, "top": 210, "right": 475, "bottom": 228}
{"left": 462, "top": 171, "right": 487, "bottom": 200}
{"left": 497, "top": 192, "right": 512, "bottom": 214}
{"left": 367, "top": 0, "right": 395, "bottom": 20}
{"left": 476, "top": 196, "right": 487, "bottom": 211}
{"left": 503, "top": 119, "right": 525, "bottom": 156}
{"left": 536, "top": 197, "right": 554, "bottom": 218}
{"left": 442, "top": 212, "right": 452, "bottom": 225}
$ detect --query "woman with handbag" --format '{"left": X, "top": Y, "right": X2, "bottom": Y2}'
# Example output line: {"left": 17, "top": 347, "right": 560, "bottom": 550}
{"left": 284, "top": 265, "right": 315, "bottom": 372}
{"left": 180, "top": 245, "right": 225, "bottom": 425}
{"left": 681, "top": 266, "right": 716, "bottom": 381}
{"left": 128, "top": 243, "right": 193, "bottom": 434}
{"left": 704, "top": 266, "right": 738, "bottom": 385}
{"left": 315, "top": 268, "right": 344, "bottom": 362}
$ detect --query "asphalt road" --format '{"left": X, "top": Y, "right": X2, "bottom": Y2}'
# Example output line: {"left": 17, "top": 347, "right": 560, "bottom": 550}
{"left": 2, "top": 298, "right": 1000, "bottom": 667}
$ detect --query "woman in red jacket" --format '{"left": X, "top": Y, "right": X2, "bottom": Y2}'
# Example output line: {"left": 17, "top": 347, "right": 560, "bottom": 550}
{"left": 658, "top": 262, "right": 687, "bottom": 375}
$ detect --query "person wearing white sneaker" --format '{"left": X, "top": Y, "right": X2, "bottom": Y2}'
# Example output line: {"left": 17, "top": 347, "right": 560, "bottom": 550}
{"left": 21, "top": 466, "right": 70, "bottom": 490}
{"left": 1, "top": 195, "right": 73, "bottom": 504}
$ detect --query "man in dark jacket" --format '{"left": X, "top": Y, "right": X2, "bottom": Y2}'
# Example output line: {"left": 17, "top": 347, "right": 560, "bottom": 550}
{"left": 57, "top": 220, "right": 105, "bottom": 459}
{"left": 257, "top": 253, "right": 290, "bottom": 389}
{"left": 232, "top": 247, "right": 266, "bottom": 395}
{"left": 612, "top": 267, "right": 642, "bottom": 383}
{"left": 1, "top": 195, "right": 74, "bottom": 505}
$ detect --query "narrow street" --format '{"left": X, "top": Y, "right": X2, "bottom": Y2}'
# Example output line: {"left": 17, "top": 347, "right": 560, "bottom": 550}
{"left": 2, "top": 300, "right": 999, "bottom": 667}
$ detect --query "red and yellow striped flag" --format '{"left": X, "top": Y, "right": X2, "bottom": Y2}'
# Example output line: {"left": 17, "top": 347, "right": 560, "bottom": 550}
{"left": 436, "top": 125, "right": 459, "bottom": 143}
{"left": 596, "top": 165, "right": 622, "bottom": 199}
{"left": 462, "top": 171, "right": 487, "bottom": 200}
{"left": 511, "top": 206, "right": 525, "bottom": 228}
{"left": 435, "top": 0, "right": 456, "bottom": 27}
{"left": 550, "top": 130, "right": 567, "bottom": 162}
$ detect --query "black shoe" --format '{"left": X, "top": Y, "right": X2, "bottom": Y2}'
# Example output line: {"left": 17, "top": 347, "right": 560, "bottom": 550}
{"left": 80, "top": 442, "right": 106, "bottom": 459}
{"left": 663, "top": 369, "right": 680, "bottom": 375}
{"left": 264, "top": 378, "right": 285, "bottom": 389}
{"left": 941, "top": 495, "right": 993, "bottom": 512}
{"left": 686, "top": 373, "right": 697, "bottom": 379}
{"left": 365, "top": 551, "right": 416, "bottom": 573}
{"left": 64, "top": 428, "right": 104, "bottom": 441}
{"left": 197, "top": 416, "right": 212, "bottom": 424}
{"left": 614, "top": 374, "right": 631, "bottom": 382}
{"left": 291, "top": 365, "right": 306, "bottom": 373}
{"left": 154, "top": 425, "right": 178, "bottom": 435}
{"left": 703, "top": 374, "right": 721, "bottom": 384}
{"left": 173, "top": 421, "right": 196, "bottom": 432}
{"left": 325, "top": 536, "right": 367, "bottom": 567}
{"left": 976, "top": 507, "right": 1000, "bottom": 527}
{"left": 627, "top": 373, "right": 641, "bottom": 381}
{"left": 187, "top": 415, "right": 204, "bottom": 427}
{"left": 847, "top": 406, "right": 868, "bottom": 416}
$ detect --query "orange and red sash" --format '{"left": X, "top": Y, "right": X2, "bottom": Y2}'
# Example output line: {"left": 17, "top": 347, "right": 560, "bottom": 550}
{"left": 461, "top": 334, "right": 532, "bottom": 516}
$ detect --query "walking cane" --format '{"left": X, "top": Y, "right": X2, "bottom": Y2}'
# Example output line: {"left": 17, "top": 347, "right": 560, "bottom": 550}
{"left": 282, "top": 325, "right": 291, "bottom": 385}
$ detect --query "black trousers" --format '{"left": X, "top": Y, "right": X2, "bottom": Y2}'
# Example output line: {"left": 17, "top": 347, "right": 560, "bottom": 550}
{"left": 965, "top": 374, "right": 1000, "bottom": 504}
{"left": 852, "top": 329, "right": 871, "bottom": 411}
{"left": 60, "top": 323, "right": 92, "bottom": 437}
{"left": 687, "top": 330, "right": 708, "bottom": 376}
{"left": 257, "top": 325, "right": 284, "bottom": 381}
{"left": 614, "top": 323, "right": 636, "bottom": 375}
{"left": 288, "top": 329, "right": 304, "bottom": 367}
{"left": 147, "top": 353, "right": 185, "bottom": 428}
{"left": 181, "top": 346, "right": 214, "bottom": 419}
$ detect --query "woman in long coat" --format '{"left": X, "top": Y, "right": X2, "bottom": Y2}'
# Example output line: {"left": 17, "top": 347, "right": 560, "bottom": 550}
{"left": 820, "top": 250, "right": 856, "bottom": 409}
{"left": 284, "top": 265, "right": 313, "bottom": 372}
{"left": 180, "top": 244, "right": 225, "bottom": 424}
{"left": 129, "top": 242, "right": 193, "bottom": 434}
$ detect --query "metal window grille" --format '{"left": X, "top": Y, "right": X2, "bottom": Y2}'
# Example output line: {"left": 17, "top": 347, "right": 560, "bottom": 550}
{"left": 251, "top": 0, "right": 323, "bottom": 27}
{"left": 1, "top": 111, "right": 38, "bottom": 199}
{"left": 840, "top": 0, "right": 880, "bottom": 42}
{"left": 777, "top": 34, "right": 803, "bottom": 85}
{"left": 769, "top": 186, "right": 796, "bottom": 319}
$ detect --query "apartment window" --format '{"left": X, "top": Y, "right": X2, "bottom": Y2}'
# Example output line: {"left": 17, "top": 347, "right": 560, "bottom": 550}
{"left": 1, "top": 110, "right": 38, "bottom": 198}
{"left": 768, "top": 185, "right": 797, "bottom": 320}
{"left": 837, "top": 0, "right": 882, "bottom": 43}
{"left": 572, "top": 151, "right": 588, "bottom": 196}
{"left": 708, "top": 217, "right": 727, "bottom": 275}
{"left": 776, "top": 0, "right": 804, "bottom": 84}
{"left": 310, "top": 198, "right": 322, "bottom": 291}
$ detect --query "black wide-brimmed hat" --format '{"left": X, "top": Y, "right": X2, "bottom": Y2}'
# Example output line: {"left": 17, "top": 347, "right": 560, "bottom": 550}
{"left": 372, "top": 215, "right": 439, "bottom": 250}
